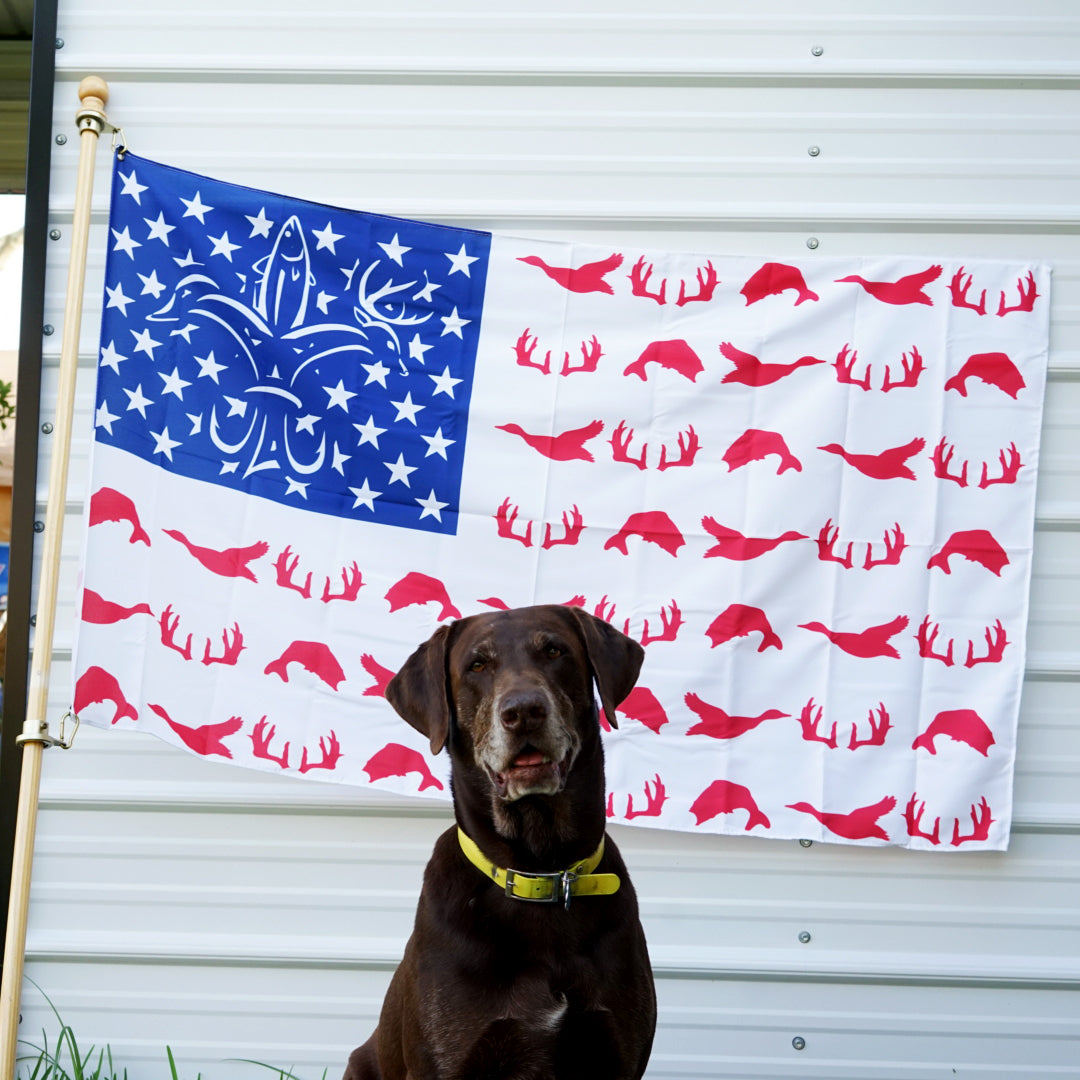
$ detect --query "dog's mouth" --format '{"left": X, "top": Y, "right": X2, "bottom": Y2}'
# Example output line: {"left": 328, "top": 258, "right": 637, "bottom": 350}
{"left": 491, "top": 746, "right": 569, "bottom": 799}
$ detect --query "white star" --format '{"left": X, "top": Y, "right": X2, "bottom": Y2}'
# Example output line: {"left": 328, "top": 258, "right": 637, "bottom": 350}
{"left": 421, "top": 427, "right": 456, "bottom": 459}
{"left": 224, "top": 396, "right": 247, "bottom": 418}
{"left": 446, "top": 244, "right": 479, "bottom": 276}
{"left": 187, "top": 413, "right": 203, "bottom": 436}
{"left": 408, "top": 333, "right": 434, "bottom": 364}
{"left": 440, "top": 307, "right": 470, "bottom": 338}
{"left": 384, "top": 453, "right": 417, "bottom": 487}
{"left": 123, "top": 384, "right": 153, "bottom": 418}
{"left": 144, "top": 212, "right": 175, "bottom": 245}
{"left": 313, "top": 221, "right": 344, "bottom": 253}
{"left": 137, "top": 269, "right": 166, "bottom": 298}
{"left": 180, "top": 191, "right": 213, "bottom": 223}
{"left": 349, "top": 479, "right": 381, "bottom": 511}
{"left": 354, "top": 415, "right": 386, "bottom": 448}
{"left": 173, "top": 249, "right": 201, "bottom": 268}
{"left": 246, "top": 207, "right": 274, "bottom": 238}
{"left": 390, "top": 392, "right": 425, "bottom": 425}
{"left": 331, "top": 444, "right": 351, "bottom": 474}
{"left": 295, "top": 414, "right": 320, "bottom": 434}
{"left": 119, "top": 170, "right": 148, "bottom": 204}
{"left": 159, "top": 367, "right": 191, "bottom": 399}
{"left": 412, "top": 272, "right": 440, "bottom": 303}
{"left": 284, "top": 477, "right": 309, "bottom": 498}
{"left": 111, "top": 226, "right": 141, "bottom": 259}
{"left": 316, "top": 290, "right": 337, "bottom": 314}
{"left": 149, "top": 426, "right": 182, "bottom": 461}
{"left": 361, "top": 360, "right": 391, "bottom": 387}
{"left": 94, "top": 401, "right": 120, "bottom": 434}
{"left": 130, "top": 327, "right": 162, "bottom": 359}
{"left": 429, "top": 366, "right": 463, "bottom": 398}
{"left": 378, "top": 233, "right": 411, "bottom": 265}
{"left": 416, "top": 489, "right": 448, "bottom": 522}
{"left": 208, "top": 231, "right": 241, "bottom": 261}
{"left": 324, "top": 379, "right": 357, "bottom": 411}
{"left": 99, "top": 340, "right": 126, "bottom": 373}
{"left": 105, "top": 281, "right": 134, "bottom": 316}
{"left": 194, "top": 350, "right": 227, "bottom": 382}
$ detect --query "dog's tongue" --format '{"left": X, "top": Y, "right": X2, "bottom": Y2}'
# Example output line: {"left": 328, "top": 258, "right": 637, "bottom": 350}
{"left": 512, "top": 751, "right": 547, "bottom": 768}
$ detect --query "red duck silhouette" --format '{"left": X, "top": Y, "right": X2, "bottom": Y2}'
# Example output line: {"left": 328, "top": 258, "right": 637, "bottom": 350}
{"left": 719, "top": 342, "right": 824, "bottom": 386}
{"left": 684, "top": 693, "right": 788, "bottom": 739}
{"left": 702, "top": 517, "right": 806, "bottom": 560}
{"left": 360, "top": 653, "right": 396, "bottom": 697}
{"left": 835, "top": 264, "right": 942, "bottom": 305}
{"left": 496, "top": 419, "right": 604, "bottom": 461}
{"left": 786, "top": 795, "right": 896, "bottom": 841}
{"left": 81, "top": 589, "right": 153, "bottom": 624}
{"left": 148, "top": 703, "right": 243, "bottom": 759}
{"left": 517, "top": 252, "right": 623, "bottom": 294}
{"left": 799, "top": 615, "right": 909, "bottom": 659}
{"left": 817, "top": 437, "right": 925, "bottom": 480}
{"left": 162, "top": 529, "right": 269, "bottom": 581}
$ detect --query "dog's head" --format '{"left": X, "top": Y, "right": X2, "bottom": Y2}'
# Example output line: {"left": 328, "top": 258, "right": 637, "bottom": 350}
{"left": 386, "top": 605, "right": 643, "bottom": 803}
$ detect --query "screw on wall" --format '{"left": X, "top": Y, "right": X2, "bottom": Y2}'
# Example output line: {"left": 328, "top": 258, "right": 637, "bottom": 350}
{"left": 792, "top": 1037, "right": 806, "bottom": 1051}
{"left": 41, "top": 423, "right": 54, "bottom": 435}
{"left": 808, "top": 145, "right": 821, "bottom": 157}
{"left": 806, "top": 237, "right": 820, "bottom": 250}
{"left": 43, "top": 325, "right": 54, "bottom": 336}
{"left": 55, "top": 134, "right": 67, "bottom": 146}
{"left": 49, "top": 229, "right": 61, "bottom": 241}
{"left": 799, "top": 838, "right": 813, "bottom": 848}
{"left": 811, "top": 45, "right": 824, "bottom": 57}
{"left": 798, "top": 931, "right": 812, "bottom": 944}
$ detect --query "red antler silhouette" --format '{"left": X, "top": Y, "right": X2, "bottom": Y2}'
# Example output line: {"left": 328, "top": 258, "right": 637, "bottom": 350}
{"left": 625, "top": 775, "right": 668, "bottom": 819}
{"left": 275, "top": 546, "right": 313, "bottom": 598}
{"left": 675, "top": 261, "right": 719, "bottom": 306}
{"left": 542, "top": 505, "right": 585, "bottom": 549}
{"left": 997, "top": 272, "right": 1038, "bottom": 316}
{"left": 633, "top": 601, "right": 683, "bottom": 647}
{"left": 322, "top": 562, "right": 363, "bottom": 603}
{"left": 903, "top": 793, "right": 941, "bottom": 845}
{"left": 863, "top": 524, "right": 905, "bottom": 569}
{"left": 965, "top": 620, "right": 1009, "bottom": 667}
{"left": 562, "top": 335, "right": 603, "bottom": 376}
{"left": 628, "top": 256, "right": 667, "bottom": 304}
{"left": 951, "top": 797, "right": 994, "bottom": 846}
{"left": 797, "top": 698, "right": 838, "bottom": 749}
{"left": 513, "top": 329, "right": 551, "bottom": 374}
{"left": 881, "top": 346, "right": 924, "bottom": 392}
{"left": 594, "top": 595, "right": 617, "bottom": 623}
{"left": 159, "top": 605, "right": 193, "bottom": 660}
{"left": 948, "top": 268, "right": 987, "bottom": 315}
{"left": 916, "top": 616, "right": 955, "bottom": 666}
{"left": 202, "top": 623, "right": 244, "bottom": 667}
{"left": 979, "top": 443, "right": 1022, "bottom": 489}
{"left": 299, "top": 730, "right": 343, "bottom": 774}
{"left": 610, "top": 420, "right": 648, "bottom": 470}
{"left": 250, "top": 717, "right": 290, "bottom": 769}
{"left": 930, "top": 437, "right": 969, "bottom": 487}
{"left": 657, "top": 426, "right": 700, "bottom": 471}
{"left": 833, "top": 344, "right": 871, "bottom": 390}
{"left": 849, "top": 703, "right": 891, "bottom": 750}
{"left": 495, "top": 497, "right": 533, "bottom": 547}
{"left": 816, "top": 519, "right": 854, "bottom": 569}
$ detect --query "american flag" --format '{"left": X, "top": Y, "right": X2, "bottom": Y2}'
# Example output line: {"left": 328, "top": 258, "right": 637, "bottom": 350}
{"left": 74, "top": 152, "right": 1050, "bottom": 850}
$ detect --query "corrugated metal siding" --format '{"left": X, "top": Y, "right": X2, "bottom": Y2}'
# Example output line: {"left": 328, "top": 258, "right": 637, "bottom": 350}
{"left": 14, "top": 3, "right": 1080, "bottom": 1078}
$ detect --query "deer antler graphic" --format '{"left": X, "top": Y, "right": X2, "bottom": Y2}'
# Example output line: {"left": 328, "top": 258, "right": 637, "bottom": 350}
{"left": 495, "top": 498, "right": 533, "bottom": 547}
{"left": 250, "top": 717, "right": 291, "bottom": 770}
{"left": 657, "top": 426, "right": 700, "bottom": 471}
{"left": 541, "top": 505, "right": 585, "bottom": 549}
{"left": 903, "top": 793, "right": 941, "bottom": 845}
{"left": 997, "top": 272, "right": 1038, "bottom": 316}
{"left": 628, "top": 256, "right": 667, "bottom": 304}
{"left": 675, "top": 261, "right": 719, "bottom": 306}
{"left": 625, "top": 775, "right": 668, "bottom": 819}
{"left": 275, "top": 546, "right": 313, "bottom": 598}
{"left": 610, "top": 420, "right": 648, "bottom": 470}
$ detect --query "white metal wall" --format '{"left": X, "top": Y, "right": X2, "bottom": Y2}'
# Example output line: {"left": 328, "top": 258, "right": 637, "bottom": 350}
{"left": 15, "top": 2, "right": 1080, "bottom": 1078}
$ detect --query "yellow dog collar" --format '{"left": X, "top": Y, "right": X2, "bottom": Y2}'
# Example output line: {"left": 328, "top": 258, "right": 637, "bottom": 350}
{"left": 457, "top": 827, "right": 620, "bottom": 909}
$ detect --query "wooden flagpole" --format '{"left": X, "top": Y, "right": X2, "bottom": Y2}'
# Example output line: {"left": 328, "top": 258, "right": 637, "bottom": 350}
{"left": 0, "top": 76, "right": 110, "bottom": 1080}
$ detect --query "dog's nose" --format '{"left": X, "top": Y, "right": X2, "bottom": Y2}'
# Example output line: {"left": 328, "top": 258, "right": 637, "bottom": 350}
{"left": 498, "top": 689, "right": 549, "bottom": 733}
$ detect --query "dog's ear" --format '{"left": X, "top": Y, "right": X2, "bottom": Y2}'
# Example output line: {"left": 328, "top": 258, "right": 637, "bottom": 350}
{"left": 385, "top": 624, "right": 454, "bottom": 754}
{"left": 567, "top": 607, "right": 645, "bottom": 730}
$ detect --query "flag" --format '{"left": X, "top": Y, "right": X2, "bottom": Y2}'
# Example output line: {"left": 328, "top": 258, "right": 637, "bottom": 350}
{"left": 74, "top": 152, "right": 1050, "bottom": 850}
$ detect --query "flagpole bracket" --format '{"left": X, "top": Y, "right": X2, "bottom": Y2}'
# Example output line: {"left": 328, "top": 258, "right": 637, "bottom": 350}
{"left": 16, "top": 710, "right": 80, "bottom": 751}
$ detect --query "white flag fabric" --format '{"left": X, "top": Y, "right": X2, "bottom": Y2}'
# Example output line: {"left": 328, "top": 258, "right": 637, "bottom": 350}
{"left": 74, "top": 152, "right": 1050, "bottom": 850}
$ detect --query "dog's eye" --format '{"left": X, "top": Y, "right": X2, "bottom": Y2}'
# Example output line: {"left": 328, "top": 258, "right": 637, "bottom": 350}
{"left": 468, "top": 658, "right": 486, "bottom": 672}
{"left": 544, "top": 644, "right": 562, "bottom": 659}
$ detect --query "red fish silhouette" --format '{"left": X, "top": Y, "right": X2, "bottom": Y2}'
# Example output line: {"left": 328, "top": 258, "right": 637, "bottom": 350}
{"left": 516, "top": 252, "right": 623, "bottom": 294}
{"left": 622, "top": 340, "right": 704, "bottom": 383}
{"left": 360, "top": 653, "right": 396, "bottom": 698}
{"left": 163, "top": 529, "right": 269, "bottom": 581}
{"left": 74, "top": 666, "right": 138, "bottom": 724}
{"left": 496, "top": 419, "right": 604, "bottom": 461}
{"left": 81, "top": 589, "right": 153, "bottom": 624}
{"left": 364, "top": 743, "right": 445, "bottom": 792}
{"left": 786, "top": 795, "right": 896, "bottom": 841}
{"left": 719, "top": 342, "right": 823, "bottom": 386}
{"left": 702, "top": 518, "right": 806, "bottom": 560}
{"left": 927, "top": 530, "right": 1009, "bottom": 576}
{"left": 690, "top": 780, "right": 771, "bottom": 831}
{"left": 944, "top": 352, "right": 1026, "bottom": 399}
{"left": 740, "top": 262, "right": 819, "bottom": 306}
{"left": 148, "top": 702, "right": 243, "bottom": 758}
{"left": 835, "top": 264, "right": 942, "bottom": 305}
{"left": 386, "top": 572, "right": 462, "bottom": 621}
{"left": 264, "top": 640, "right": 346, "bottom": 690}
{"left": 912, "top": 709, "right": 995, "bottom": 756}
{"left": 799, "top": 615, "right": 908, "bottom": 659}
{"left": 615, "top": 686, "right": 669, "bottom": 734}
{"left": 722, "top": 429, "right": 802, "bottom": 474}
{"left": 706, "top": 604, "right": 782, "bottom": 652}
{"left": 818, "top": 437, "right": 925, "bottom": 480}
{"left": 684, "top": 693, "right": 788, "bottom": 739}
{"left": 603, "top": 511, "right": 685, "bottom": 557}
{"left": 88, "top": 487, "right": 151, "bottom": 545}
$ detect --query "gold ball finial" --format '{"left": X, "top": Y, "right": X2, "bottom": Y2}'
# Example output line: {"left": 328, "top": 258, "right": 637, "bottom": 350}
{"left": 78, "top": 76, "right": 109, "bottom": 107}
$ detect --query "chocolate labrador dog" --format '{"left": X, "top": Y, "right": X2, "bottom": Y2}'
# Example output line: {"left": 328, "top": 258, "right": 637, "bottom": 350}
{"left": 343, "top": 604, "right": 656, "bottom": 1080}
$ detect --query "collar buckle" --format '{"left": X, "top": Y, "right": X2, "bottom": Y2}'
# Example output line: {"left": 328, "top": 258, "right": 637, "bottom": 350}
{"left": 504, "top": 867, "right": 578, "bottom": 909}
